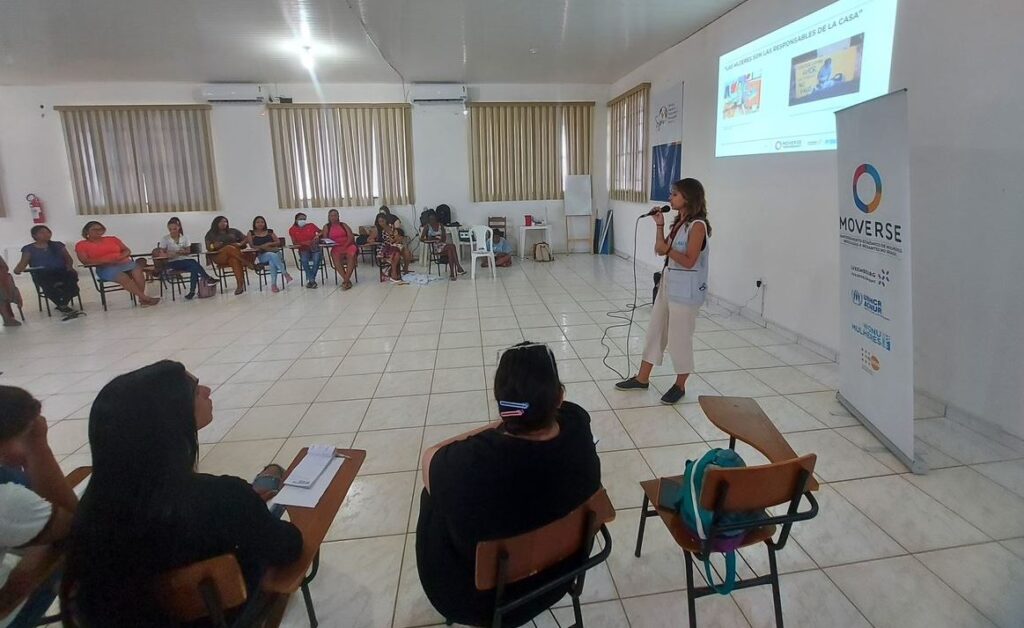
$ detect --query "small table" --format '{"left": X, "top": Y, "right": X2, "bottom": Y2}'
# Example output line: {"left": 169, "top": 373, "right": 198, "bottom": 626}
{"left": 519, "top": 224, "right": 551, "bottom": 259}
{"left": 261, "top": 448, "right": 365, "bottom": 628}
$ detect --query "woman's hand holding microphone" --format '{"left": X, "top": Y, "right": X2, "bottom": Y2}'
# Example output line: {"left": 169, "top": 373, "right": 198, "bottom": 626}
{"left": 651, "top": 206, "right": 666, "bottom": 227}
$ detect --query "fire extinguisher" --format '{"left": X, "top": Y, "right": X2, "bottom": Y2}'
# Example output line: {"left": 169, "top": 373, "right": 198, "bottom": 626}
{"left": 26, "top": 194, "right": 46, "bottom": 224}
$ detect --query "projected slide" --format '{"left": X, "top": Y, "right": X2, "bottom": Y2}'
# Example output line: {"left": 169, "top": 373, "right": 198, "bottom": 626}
{"left": 715, "top": 0, "right": 897, "bottom": 157}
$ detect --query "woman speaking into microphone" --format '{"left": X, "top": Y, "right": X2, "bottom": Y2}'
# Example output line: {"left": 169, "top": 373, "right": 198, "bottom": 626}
{"left": 616, "top": 178, "right": 711, "bottom": 404}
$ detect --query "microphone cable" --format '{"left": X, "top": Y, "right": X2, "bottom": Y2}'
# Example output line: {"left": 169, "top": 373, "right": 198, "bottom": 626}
{"left": 598, "top": 213, "right": 654, "bottom": 380}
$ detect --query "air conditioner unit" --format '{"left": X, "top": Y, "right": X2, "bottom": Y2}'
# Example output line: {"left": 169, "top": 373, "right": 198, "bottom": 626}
{"left": 199, "top": 84, "right": 267, "bottom": 103}
{"left": 409, "top": 83, "right": 467, "bottom": 105}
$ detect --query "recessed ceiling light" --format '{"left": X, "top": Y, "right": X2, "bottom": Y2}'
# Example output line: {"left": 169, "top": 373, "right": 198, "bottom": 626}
{"left": 300, "top": 46, "right": 315, "bottom": 70}
{"left": 529, "top": 48, "right": 538, "bottom": 54}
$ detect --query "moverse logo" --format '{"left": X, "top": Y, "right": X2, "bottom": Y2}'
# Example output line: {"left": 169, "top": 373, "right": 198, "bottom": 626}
{"left": 853, "top": 163, "right": 882, "bottom": 213}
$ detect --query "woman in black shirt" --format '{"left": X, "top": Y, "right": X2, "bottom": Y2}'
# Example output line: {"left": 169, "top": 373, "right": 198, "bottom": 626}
{"left": 62, "top": 361, "right": 302, "bottom": 627}
{"left": 416, "top": 342, "right": 602, "bottom": 627}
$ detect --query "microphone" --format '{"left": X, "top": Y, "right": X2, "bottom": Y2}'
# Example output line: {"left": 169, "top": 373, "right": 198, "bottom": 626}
{"left": 644, "top": 206, "right": 671, "bottom": 217}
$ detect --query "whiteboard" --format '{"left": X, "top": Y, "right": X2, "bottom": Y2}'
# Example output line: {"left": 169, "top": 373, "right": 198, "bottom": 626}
{"left": 564, "top": 175, "right": 592, "bottom": 216}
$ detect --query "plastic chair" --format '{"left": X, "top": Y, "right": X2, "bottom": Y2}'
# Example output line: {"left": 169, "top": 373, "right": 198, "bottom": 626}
{"left": 469, "top": 226, "right": 495, "bottom": 280}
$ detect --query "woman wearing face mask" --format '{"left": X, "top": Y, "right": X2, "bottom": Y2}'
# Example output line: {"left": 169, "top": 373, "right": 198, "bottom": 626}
{"left": 204, "top": 216, "right": 256, "bottom": 295}
{"left": 615, "top": 178, "right": 710, "bottom": 405}
{"left": 156, "top": 217, "right": 218, "bottom": 300}
{"left": 289, "top": 213, "right": 322, "bottom": 289}
{"left": 321, "top": 209, "right": 358, "bottom": 290}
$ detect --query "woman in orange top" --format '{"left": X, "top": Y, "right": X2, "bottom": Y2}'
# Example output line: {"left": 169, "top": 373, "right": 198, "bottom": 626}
{"left": 321, "top": 209, "right": 357, "bottom": 290}
{"left": 74, "top": 221, "right": 159, "bottom": 306}
{"left": 288, "top": 213, "right": 322, "bottom": 289}
{"left": 204, "top": 216, "right": 256, "bottom": 295}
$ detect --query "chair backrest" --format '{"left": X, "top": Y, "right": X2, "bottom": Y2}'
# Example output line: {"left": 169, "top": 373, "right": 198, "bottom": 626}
{"left": 488, "top": 216, "right": 507, "bottom": 232}
{"left": 189, "top": 243, "right": 202, "bottom": 254}
{"left": 157, "top": 554, "right": 247, "bottom": 623}
{"left": 700, "top": 454, "right": 817, "bottom": 512}
{"left": 475, "top": 488, "right": 615, "bottom": 591}
{"left": 469, "top": 226, "right": 493, "bottom": 253}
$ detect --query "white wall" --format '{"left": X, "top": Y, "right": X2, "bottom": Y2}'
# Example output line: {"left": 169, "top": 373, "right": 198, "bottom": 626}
{"left": 607, "top": 0, "right": 1024, "bottom": 437}
{"left": 0, "top": 82, "right": 607, "bottom": 258}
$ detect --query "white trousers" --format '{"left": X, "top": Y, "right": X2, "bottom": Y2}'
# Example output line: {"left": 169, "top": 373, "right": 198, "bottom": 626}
{"left": 641, "top": 278, "right": 699, "bottom": 373}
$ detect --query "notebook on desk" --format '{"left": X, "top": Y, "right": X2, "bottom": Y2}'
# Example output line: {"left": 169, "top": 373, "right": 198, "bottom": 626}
{"left": 271, "top": 446, "right": 346, "bottom": 509}
{"left": 283, "top": 444, "right": 339, "bottom": 488}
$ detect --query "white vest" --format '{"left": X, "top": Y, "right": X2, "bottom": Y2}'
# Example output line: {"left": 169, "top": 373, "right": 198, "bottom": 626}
{"left": 665, "top": 219, "right": 709, "bottom": 306}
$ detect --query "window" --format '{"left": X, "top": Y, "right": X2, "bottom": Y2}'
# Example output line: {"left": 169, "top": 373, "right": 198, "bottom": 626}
{"left": 268, "top": 103, "right": 414, "bottom": 208}
{"left": 469, "top": 102, "right": 594, "bottom": 202}
{"left": 608, "top": 83, "right": 650, "bottom": 202}
{"left": 56, "top": 105, "right": 219, "bottom": 215}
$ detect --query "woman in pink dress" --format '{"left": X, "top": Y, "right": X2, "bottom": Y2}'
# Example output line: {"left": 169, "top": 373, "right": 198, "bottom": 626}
{"left": 321, "top": 209, "right": 358, "bottom": 290}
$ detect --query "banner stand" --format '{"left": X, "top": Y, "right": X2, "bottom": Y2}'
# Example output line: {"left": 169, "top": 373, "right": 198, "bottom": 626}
{"left": 836, "top": 392, "right": 929, "bottom": 474}
{"left": 836, "top": 89, "right": 927, "bottom": 475}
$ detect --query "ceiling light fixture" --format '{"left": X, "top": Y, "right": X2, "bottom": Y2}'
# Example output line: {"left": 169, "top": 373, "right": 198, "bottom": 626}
{"left": 300, "top": 46, "right": 315, "bottom": 70}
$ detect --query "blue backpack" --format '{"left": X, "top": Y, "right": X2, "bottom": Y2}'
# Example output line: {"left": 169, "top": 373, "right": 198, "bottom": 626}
{"left": 678, "top": 448, "right": 762, "bottom": 594}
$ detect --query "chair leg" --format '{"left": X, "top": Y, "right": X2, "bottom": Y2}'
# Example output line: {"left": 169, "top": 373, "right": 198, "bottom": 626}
{"left": 768, "top": 546, "right": 784, "bottom": 628}
{"left": 684, "top": 551, "right": 697, "bottom": 628}
{"left": 489, "top": 255, "right": 496, "bottom": 279}
{"left": 300, "top": 581, "right": 318, "bottom": 628}
{"left": 100, "top": 286, "right": 108, "bottom": 311}
{"left": 471, "top": 256, "right": 476, "bottom": 280}
{"left": 570, "top": 591, "right": 585, "bottom": 628}
{"left": 635, "top": 493, "right": 649, "bottom": 557}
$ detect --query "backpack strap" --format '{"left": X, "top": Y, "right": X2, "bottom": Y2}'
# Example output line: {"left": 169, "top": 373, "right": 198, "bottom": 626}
{"left": 703, "top": 552, "right": 738, "bottom": 595}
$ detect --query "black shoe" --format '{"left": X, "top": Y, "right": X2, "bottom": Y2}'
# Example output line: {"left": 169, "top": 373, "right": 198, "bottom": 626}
{"left": 56, "top": 305, "right": 73, "bottom": 314}
{"left": 185, "top": 292, "right": 196, "bottom": 300}
{"left": 615, "top": 377, "right": 649, "bottom": 390}
{"left": 660, "top": 384, "right": 685, "bottom": 405}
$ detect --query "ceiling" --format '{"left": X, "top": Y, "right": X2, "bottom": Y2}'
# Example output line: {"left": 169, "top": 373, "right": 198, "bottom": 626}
{"left": 0, "top": 0, "right": 744, "bottom": 85}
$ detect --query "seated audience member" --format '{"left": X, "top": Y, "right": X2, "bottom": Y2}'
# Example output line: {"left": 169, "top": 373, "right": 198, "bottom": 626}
{"left": 0, "top": 258, "right": 22, "bottom": 327}
{"left": 288, "top": 213, "right": 323, "bottom": 289}
{"left": 0, "top": 386, "right": 78, "bottom": 628}
{"left": 156, "top": 217, "right": 218, "bottom": 300}
{"left": 379, "top": 206, "right": 413, "bottom": 270}
{"left": 420, "top": 211, "right": 465, "bottom": 281}
{"left": 481, "top": 228, "right": 513, "bottom": 268}
{"left": 74, "top": 221, "right": 160, "bottom": 307}
{"left": 13, "top": 226, "right": 82, "bottom": 319}
{"left": 416, "top": 342, "right": 601, "bottom": 626}
{"left": 205, "top": 216, "right": 255, "bottom": 295}
{"left": 62, "top": 361, "right": 302, "bottom": 627}
{"left": 321, "top": 209, "right": 358, "bottom": 291}
{"left": 248, "top": 216, "right": 291, "bottom": 293}
{"left": 376, "top": 213, "right": 407, "bottom": 283}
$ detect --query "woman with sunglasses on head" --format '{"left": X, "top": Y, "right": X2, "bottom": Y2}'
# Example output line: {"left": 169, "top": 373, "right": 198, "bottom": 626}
{"left": 616, "top": 178, "right": 711, "bottom": 405}
{"left": 205, "top": 216, "right": 256, "bottom": 295}
{"left": 416, "top": 342, "right": 601, "bottom": 627}
{"left": 248, "top": 216, "right": 292, "bottom": 292}
{"left": 75, "top": 221, "right": 160, "bottom": 306}
{"left": 61, "top": 361, "right": 301, "bottom": 627}
{"left": 155, "top": 217, "right": 219, "bottom": 300}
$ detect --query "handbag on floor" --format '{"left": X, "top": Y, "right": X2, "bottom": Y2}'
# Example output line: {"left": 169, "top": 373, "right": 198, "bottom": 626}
{"left": 533, "top": 242, "right": 553, "bottom": 262}
{"left": 197, "top": 279, "right": 217, "bottom": 299}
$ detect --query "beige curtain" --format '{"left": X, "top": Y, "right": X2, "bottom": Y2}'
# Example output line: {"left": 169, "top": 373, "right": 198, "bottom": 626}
{"left": 268, "top": 103, "right": 414, "bottom": 209}
{"left": 56, "top": 105, "right": 218, "bottom": 215}
{"left": 608, "top": 83, "right": 650, "bottom": 203}
{"left": 562, "top": 103, "right": 594, "bottom": 177}
{"left": 470, "top": 102, "right": 594, "bottom": 202}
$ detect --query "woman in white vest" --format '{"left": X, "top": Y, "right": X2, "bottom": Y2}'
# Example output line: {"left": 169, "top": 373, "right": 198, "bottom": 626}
{"left": 616, "top": 178, "right": 710, "bottom": 404}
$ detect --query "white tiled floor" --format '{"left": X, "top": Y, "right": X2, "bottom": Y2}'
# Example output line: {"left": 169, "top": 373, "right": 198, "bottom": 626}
{"left": 2, "top": 254, "right": 1023, "bottom": 627}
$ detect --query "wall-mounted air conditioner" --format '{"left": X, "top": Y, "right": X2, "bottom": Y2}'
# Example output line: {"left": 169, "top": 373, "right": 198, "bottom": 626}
{"left": 199, "top": 84, "right": 267, "bottom": 103}
{"left": 409, "top": 83, "right": 468, "bottom": 105}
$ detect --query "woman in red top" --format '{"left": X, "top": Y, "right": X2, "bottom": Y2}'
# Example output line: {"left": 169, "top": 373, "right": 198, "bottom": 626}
{"left": 74, "top": 221, "right": 159, "bottom": 306}
{"left": 321, "top": 209, "right": 358, "bottom": 291}
{"left": 288, "top": 213, "right": 323, "bottom": 289}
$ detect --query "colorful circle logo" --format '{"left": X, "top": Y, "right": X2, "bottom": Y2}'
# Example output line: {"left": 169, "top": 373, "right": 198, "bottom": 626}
{"left": 853, "top": 164, "right": 882, "bottom": 213}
